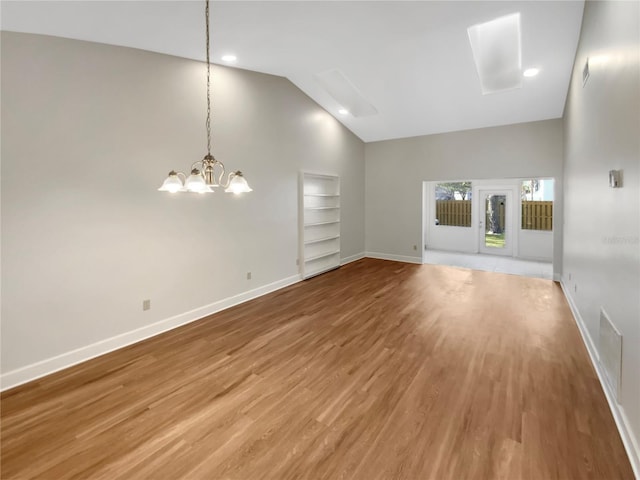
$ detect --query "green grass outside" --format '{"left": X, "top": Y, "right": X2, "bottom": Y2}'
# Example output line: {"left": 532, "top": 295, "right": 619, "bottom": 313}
{"left": 485, "top": 232, "right": 505, "bottom": 248}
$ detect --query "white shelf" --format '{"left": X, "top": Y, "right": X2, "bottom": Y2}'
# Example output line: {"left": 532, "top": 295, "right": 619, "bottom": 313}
{"left": 300, "top": 172, "right": 340, "bottom": 279}
{"left": 304, "top": 235, "right": 340, "bottom": 245}
{"left": 304, "top": 220, "right": 340, "bottom": 227}
{"left": 305, "top": 250, "right": 340, "bottom": 262}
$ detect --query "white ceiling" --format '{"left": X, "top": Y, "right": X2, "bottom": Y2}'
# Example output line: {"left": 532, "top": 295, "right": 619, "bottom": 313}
{"left": 1, "top": 1, "right": 584, "bottom": 142}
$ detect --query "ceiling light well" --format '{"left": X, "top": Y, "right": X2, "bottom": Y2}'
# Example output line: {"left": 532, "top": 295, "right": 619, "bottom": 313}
{"left": 468, "top": 13, "right": 522, "bottom": 95}
{"left": 314, "top": 69, "right": 378, "bottom": 118}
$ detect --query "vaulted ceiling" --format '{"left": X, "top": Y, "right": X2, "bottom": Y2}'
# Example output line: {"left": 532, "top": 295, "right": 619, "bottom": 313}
{"left": 1, "top": 1, "right": 584, "bottom": 142}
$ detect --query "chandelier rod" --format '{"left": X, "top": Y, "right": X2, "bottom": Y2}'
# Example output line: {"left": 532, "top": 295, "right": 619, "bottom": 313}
{"left": 205, "top": 0, "right": 212, "bottom": 157}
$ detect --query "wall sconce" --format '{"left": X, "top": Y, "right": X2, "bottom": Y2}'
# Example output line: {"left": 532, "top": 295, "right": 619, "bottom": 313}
{"left": 609, "top": 170, "right": 622, "bottom": 188}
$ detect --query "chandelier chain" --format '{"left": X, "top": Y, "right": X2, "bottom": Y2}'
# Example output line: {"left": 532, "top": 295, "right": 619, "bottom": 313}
{"left": 205, "top": 0, "right": 212, "bottom": 156}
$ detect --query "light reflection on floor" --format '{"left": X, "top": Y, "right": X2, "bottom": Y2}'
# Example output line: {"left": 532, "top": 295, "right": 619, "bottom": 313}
{"left": 424, "top": 250, "right": 554, "bottom": 280}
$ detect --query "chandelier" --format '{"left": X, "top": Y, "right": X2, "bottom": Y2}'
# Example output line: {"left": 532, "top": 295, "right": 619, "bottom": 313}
{"left": 158, "top": 0, "right": 252, "bottom": 194}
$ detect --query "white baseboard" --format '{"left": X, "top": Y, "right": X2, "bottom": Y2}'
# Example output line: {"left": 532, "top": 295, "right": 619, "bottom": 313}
{"left": 553, "top": 272, "right": 562, "bottom": 282}
{"left": 365, "top": 251, "right": 423, "bottom": 264}
{"left": 560, "top": 278, "right": 640, "bottom": 478}
{"left": 0, "top": 274, "right": 301, "bottom": 392}
{"left": 426, "top": 247, "right": 477, "bottom": 255}
{"left": 341, "top": 252, "right": 365, "bottom": 265}
{"left": 516, "top": 254, "right": 554, "bottom": 263}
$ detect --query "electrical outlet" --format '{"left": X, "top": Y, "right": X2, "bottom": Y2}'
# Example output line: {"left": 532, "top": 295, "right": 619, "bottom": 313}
{"left": 413, "top": 245, "right": 417, "bottom": 251}
{"left": 247, "top": 272, "right": 252, "bottom": 280}
{"left": 143, "top": 299, "right": 151, "bottom": 311}
{"left": 574, "top": 284, "right": 578, "bottom": 293}
{"left": 568, "top": 273, "right": 572, "bottom": 281}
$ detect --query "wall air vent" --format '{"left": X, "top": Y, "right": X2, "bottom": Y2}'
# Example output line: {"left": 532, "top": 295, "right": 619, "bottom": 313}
{"left": 599, "top": 308, "right": 622, "bottom": 402}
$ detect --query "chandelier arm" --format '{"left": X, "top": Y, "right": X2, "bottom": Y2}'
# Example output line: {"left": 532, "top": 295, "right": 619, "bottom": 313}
{"left": 215, "top": 160, "right": 227, "bottom": 186}
{"left": 220, "top": 170, "right": 236, "bottom": 189}
{"left": 191, "top": 159, "right": 205, "bottom": 172}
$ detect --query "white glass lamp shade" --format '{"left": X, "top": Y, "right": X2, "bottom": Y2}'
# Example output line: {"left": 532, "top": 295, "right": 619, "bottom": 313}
{"left": 225, "top": 171, "right": 253, "bottom": 194}
{"left": 158, "top": 171, "right": 185, "bottom": 192}
{"left": 185, "top": 169, "right": 212, "bottom": 193}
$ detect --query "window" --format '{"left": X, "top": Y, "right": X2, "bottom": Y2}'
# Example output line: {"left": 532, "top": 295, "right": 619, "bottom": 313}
{"left": 521, "top": 179, "right": 554, "bottom": 231}
{"left": 435, "top": 182, "right": 472, "bottom": 227}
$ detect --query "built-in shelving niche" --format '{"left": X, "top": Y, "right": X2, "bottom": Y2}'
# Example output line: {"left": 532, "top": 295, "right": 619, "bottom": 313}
{"left": 299, "top": 172, "right": 340, "bottom": 279}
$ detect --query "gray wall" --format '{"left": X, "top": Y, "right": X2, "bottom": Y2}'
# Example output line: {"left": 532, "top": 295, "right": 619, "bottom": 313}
{"left": 562, "top": 0, "right": 640, "bottom": 462}
{"left": 365, "top": 119, "right": 564, "bottom": 270}
{"left": 1, "top": 32, "right": 365, "bottom": 376}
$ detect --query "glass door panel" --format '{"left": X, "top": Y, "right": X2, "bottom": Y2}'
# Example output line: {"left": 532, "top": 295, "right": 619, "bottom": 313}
{"left": 479, "top": 190, "right": 512, "bottom": 256}
{"left": 484, "top": 194, "right": 506, "bottom": 249}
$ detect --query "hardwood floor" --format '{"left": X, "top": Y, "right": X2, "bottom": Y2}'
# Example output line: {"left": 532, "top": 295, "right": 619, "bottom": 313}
{"left": 1, "top": 258, "right": 633, "bottom": 479}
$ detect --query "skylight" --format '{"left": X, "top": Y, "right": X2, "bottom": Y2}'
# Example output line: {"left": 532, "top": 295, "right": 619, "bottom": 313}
{"left": 467, "top": 13, "right": 522, "bottom": 95}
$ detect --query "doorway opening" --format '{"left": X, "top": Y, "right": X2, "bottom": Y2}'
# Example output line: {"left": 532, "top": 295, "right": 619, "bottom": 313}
{"left": 422, "top": 178, "right": 555, "bottom": 277}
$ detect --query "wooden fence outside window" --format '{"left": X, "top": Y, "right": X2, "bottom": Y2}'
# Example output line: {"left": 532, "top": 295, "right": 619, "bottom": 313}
{"left": 435, "top": 200, "right": 472, "bottom": 227}
{"left": 522, "top": 201, "right": 553, "bottom": 230}
{"left": 435, "top": 200, "right": 553, "bottom": 230}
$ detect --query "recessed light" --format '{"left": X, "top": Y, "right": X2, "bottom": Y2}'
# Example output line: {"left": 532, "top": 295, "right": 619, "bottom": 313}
{"left": 221, "top": 54, "right": 237, "bottom": 62}
{"left": 338, "top": 108, "right": 349, "bottom": 115}
{"left": 523, "top": 67, "right": 540, "bottom": 77}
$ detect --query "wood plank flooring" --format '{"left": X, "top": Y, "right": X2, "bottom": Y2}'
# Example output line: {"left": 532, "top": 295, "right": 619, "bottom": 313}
{"left": 1, "top": 258, "right": 633, "bottom": 479}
